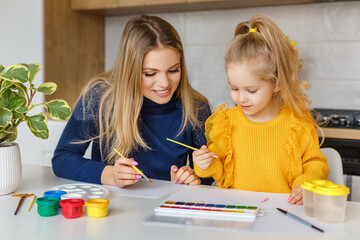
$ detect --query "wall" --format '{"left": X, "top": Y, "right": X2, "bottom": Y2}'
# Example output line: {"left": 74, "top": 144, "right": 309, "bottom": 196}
{"left": 0, "top": 0, "right": 46, "bottom": 165}
{"left": 105, "top": 1, "right": 360, "bottom": 110}
{"left": 105, "top": 1, "right": 360, "bottom": 201}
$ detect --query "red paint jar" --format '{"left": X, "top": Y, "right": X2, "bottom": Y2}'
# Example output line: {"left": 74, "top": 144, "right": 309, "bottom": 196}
{"left": 60, "top": 199, "right": 85, "bottom": 219}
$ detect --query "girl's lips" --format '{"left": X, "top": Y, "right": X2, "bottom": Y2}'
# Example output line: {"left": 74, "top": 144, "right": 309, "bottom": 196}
{"left": 153, "top": 89, "right": 171, "bottom": 97}
{"left": 241, "top": 105, "right": 251, "bottom": 110}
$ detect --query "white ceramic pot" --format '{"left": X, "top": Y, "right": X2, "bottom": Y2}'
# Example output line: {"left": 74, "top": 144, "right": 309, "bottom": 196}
{"left": 0, "top": 142, "right": 22, "bottom": 195}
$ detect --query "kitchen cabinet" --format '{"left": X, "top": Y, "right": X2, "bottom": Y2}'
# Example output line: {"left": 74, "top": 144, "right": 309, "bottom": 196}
{"left": 71, "top": 0, "right": 314, "bottom": 15}
{"left": 44, "top": 0, "right": 104, "bottom": 108}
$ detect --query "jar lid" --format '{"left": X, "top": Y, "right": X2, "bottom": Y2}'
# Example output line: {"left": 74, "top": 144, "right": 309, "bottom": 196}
{"left": 36, "top": 197, "right": 60, "bottom": 206}
{"left": 301, "top": 179, "right": 333, "bottom": 191}
{"left": 60, "top": 199, "right": 84, "bottom": 207}
{"left": 44, "top": 190, "right": 67, "bottom": 198}
{"left": 312, "top": 184, "right": 350, "bottom": 196}
{"left": 84, "top": 199, "right": 109, "bottom": 208}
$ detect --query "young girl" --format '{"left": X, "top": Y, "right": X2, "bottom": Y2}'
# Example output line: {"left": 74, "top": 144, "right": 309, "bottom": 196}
{"left": 193, "top": 14, "right": 329, "bottom": 205}
{"left": 52, "top": 15, "right": 213, "bottom": 188}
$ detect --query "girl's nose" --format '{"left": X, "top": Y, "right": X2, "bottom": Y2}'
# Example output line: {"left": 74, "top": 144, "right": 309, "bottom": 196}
{"left": 239, "top": 93, "right": 248, "bottom": 103}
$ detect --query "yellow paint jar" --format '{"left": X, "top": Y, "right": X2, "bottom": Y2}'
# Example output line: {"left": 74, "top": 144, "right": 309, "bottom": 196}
{"left": 84, "top": 199, "right": 109, "bottom": 218}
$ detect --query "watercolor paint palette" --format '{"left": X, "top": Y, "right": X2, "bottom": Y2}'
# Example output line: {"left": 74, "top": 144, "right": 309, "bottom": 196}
{"left": 54, "top": 183, "right": 110, "bottom": 200}
{"left": 143, "top": 200, "right": 259, "bottom": 230}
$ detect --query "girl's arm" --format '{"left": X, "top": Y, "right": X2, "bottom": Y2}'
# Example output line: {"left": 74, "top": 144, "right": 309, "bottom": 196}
{"left": 291, "top": 126, "right": 330, "bottom": 189}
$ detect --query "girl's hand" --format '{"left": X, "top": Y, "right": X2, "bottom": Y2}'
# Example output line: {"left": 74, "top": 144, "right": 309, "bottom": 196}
{"left": 288, "top": 185, "right": 303, "bottom": 205}
{"left": 193, "top": 145, "right": 215, "bottom": 170}
{"left": 112, "top": 157, "right": 142, "bottom": 188}
{"left": 170, "top": 165, "right": 201, "bottom": 185}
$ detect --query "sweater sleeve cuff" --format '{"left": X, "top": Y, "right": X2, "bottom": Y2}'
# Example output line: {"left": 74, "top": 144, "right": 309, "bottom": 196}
{"left": 194, "top": 158, "right": 223, "bottom": 180}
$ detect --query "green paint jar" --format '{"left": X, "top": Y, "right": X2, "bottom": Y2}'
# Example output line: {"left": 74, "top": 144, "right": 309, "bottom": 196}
{"left": 36, "top": 197, "right": 60, "bottom": 217}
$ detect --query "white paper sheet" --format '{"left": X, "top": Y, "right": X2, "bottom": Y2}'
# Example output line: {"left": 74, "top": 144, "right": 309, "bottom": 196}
{"left": 105, "top": 178, "right": 184, "bottom": 199}
{"left": 146, "top": 185, "right": 346, "bottom": 234}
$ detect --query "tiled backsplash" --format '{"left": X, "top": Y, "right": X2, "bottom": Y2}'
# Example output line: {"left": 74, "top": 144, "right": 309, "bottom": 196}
{"left": 104, "top": 2, "right": 360, "bottom": 201}
{"left": 105, "top": 2, "right": 360, "bottom": 110}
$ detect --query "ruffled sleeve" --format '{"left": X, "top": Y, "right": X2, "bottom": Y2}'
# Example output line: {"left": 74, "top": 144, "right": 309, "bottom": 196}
{"left": 194, "top": 103, "right": 234, "bottom": 188}
{"left": 286, "top": 115, "right": 329, "bottom": 189}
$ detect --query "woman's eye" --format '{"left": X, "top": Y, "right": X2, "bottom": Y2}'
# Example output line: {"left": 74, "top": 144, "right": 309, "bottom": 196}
{"left": 168, "top": 69, "right": 180, "bottom": 73}
{"left": 248, "top": 90, "right": 257, "bottom": 93}
{"left": 144, "top": 72, "right": 156, "bottom": 77}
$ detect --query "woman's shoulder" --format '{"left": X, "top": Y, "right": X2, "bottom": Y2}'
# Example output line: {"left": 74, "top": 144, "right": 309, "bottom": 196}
{"left": 73, "top": 80, "right": 110, "bottom": 120}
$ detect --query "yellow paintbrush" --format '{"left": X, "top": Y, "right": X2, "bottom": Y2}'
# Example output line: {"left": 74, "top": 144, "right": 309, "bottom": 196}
{"left": 113, "top": 149, "right": 153, "bottom": 184}
{"left": 166, "top": 138, "right": 219, "bottom": 158}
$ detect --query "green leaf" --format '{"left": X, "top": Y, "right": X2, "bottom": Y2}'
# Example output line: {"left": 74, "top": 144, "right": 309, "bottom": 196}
{"left": 25, "top": 113, "right": 48, "bottom": 132}
{"left": 44, "top": 100, "right": 71, "bottom": 121}
{"left": 0, "top": 64, "right": 29, "bottom": 83}
{"left": 0, "top": 107, "right": 12, "bottom": 127}
{"left": 4, "top": 96, "right": 26, "bottom": 109}
{"left": 37, "top": 82, "right": 57, "bottom": 95}
{"left": 20, "top": 63, "right": 43, "bottom": 84}
{"left": 12, "top": 111, "right": 24, "bottom": 120}
{"left": 32, "top": 128, "right": 49, "bottom": 139}
{"left": 1, "top": 80, "right": 12, "bottom": 90}
{"left": 0, "top": 64, "right": 4, "bottom": 73}
{"left": 3, "top": 126, "right": 17, "bottom": 142}
{"left": 13, "top": 82, "right": 28, "bottom": 96}
{"left": 0, "top": 88, "right": 15, "bottom": 106}
{"left": 16, "top": 105, "right": 34, "bottom": 114}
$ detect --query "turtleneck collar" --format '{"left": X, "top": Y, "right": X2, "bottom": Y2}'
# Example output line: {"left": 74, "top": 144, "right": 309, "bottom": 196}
{"left": 141, "top": 95, "right": 181, "bottom": 114}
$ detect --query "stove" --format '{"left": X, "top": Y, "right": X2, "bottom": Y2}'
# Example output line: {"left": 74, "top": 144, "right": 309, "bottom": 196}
{"left": 315, "top": 108, "right": 360, "bottom": 178}
{"left": 314, "top": 108, "right": 360, "bottom": 129}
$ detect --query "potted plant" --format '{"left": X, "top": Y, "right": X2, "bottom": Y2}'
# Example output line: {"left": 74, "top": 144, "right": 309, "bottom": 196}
{"left": 0, "top": 63, "right": 71, "bottom": 195}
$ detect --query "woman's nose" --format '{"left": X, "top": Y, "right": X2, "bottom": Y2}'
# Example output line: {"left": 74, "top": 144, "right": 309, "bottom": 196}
{"left": 157, "top": 73, "right": 170, "bottom": 88}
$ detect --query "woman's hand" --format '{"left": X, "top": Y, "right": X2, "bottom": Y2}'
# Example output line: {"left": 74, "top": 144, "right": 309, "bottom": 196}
{"left": 288, "top": 185, "right": 303, "bottom": 205}
{"left": 193, "top": 145, "right": 215, "bottom": 170}
{"left": 170, "top": 165, "right": 201, "bottom": 185}
{"left": 101, "top": 157, "right": 142, "bottom": 188}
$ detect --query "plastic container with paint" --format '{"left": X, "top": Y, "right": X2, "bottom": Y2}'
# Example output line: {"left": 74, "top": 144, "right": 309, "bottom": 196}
{"left": 300, "top": 179, "right": 333, "bottom": 217}
{"left": 313, "top": 184, "right": 350, "bottom": 223}
{"left": 44, "top": 190, "right": 67, "bottom": 199}
{"left": 36, "top": 197, "right": 60, "bottom": 217}
{"left": 60, "top": 199, "right": 85, "bottom": 219}
{"left": 84, "top": 199, "right": 109, "bottom": 218}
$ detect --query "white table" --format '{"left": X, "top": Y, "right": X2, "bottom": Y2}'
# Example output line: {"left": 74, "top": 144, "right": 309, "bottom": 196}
{"left": 1, "top": 164, "right": 359, "bottom": 240}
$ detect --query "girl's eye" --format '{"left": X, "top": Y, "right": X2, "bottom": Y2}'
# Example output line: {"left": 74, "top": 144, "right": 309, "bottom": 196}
{"left": 168, "top": 69, "right": 180, "bottom": 73}
{"left": 144, "top": 72, "right": 156, "bottom": 77}
{"left": 230, "top": 87, "right": 238, "bottom": 91}
{"left": 248, "top": 90, "right": 257, "bottom": 93}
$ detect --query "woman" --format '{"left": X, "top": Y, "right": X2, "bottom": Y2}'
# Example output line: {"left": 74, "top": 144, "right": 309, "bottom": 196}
{"left": 52, "top": 15, "right": 213, "bottom": 188}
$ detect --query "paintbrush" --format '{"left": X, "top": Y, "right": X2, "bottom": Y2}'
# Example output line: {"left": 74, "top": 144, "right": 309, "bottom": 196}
{"left": 113, "top": 148, "right": 153, "bottom": 184}
{"left": 166, "top": 138, "right": 219, "bottom": 158}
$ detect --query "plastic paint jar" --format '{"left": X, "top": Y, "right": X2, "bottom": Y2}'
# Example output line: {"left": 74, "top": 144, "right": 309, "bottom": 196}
{"left": 84, "top": 199, "right": 109, "bottom": 218}
{"left": 301, "top": 180, "right": 333, "bottom": 217}
{"left": 44, "top": 190, "right": 67, "bottom": 199}
{"left": 36, "top": 197, "right": 60, "bottom": 217}
{"left": 313, "top": 184, "right": 350, "bottom": 223}
{"left": 60, "top": 199, "right": 85, "bottom": 219}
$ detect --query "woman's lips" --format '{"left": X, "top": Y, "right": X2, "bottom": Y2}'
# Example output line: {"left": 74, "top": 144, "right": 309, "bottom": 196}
{"left": 153, "top": 89, "right": 170, "bottom": 97}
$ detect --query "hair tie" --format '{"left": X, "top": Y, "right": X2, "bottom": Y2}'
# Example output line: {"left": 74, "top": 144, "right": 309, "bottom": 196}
{"left": 285, "top": 36, "right": 299, "bottom": 52}
{"left": 249, "top": 27, "right": 257, "bottom": 33}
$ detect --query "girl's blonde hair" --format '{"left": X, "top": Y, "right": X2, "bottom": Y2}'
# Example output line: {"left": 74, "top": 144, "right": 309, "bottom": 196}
{"left": 225, "top": 14, "right": 316, "bottom": 125}
{"left": 78, "top": 15, "right": 208, "bottom": 164}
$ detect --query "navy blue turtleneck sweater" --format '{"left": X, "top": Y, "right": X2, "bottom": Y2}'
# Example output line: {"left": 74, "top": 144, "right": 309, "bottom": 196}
{"left": 52, "top": 85, "right": 213, "bottom": 185}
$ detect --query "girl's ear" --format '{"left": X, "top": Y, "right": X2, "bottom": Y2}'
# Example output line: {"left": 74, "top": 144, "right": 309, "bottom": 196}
{"left": 273, "top": 82, "right": 280, "bottom": 93}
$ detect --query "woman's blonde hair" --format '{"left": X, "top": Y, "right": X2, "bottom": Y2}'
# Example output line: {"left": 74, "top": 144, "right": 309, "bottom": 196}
{"left": 225, "top": 14, "right": 316, "bottom": 125}
{"left": 78, "top": 15, "right": 208, "bottom": 164}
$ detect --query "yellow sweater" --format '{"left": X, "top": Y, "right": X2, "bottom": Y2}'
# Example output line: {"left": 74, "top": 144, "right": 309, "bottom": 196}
{"left": 195, "top": 104, "right": 329, "bottom": 193}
